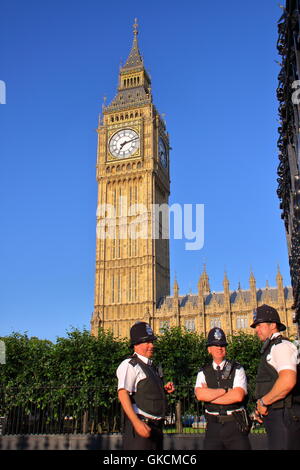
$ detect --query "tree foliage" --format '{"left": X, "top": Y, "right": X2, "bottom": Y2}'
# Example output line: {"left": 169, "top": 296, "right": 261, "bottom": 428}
{"left": 154, "top": 326, "right": 209, "bottom": 401}
{"left": 0, "top": 327, "right": 262, "bottom": 419}
{"left": 226, "top": 332, "right": 261, "bottom": 408}
{"left": 0, "top": 328, "right": 130, "bottom": 418}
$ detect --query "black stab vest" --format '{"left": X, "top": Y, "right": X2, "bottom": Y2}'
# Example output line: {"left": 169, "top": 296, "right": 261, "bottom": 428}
{"left": 255, "top": 335, "right": 300, "bottom": 409}
{"left": 201, "top": 361, "right": 245, "bottom": 413}
{"left": 129, "top": 355, "right": 167, "bottom": 417}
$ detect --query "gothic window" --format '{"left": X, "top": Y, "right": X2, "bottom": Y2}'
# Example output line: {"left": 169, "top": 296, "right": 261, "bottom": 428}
{"left": 112, "top": 188, "right": 117, "bottom": 209}
{"left": 236, "top": 317, "right": 248, "bottom": 329}
{"left": 111, "top": 274, "right": 115, "bottom": 303}
{"left": 159, "top": 320, "right": 170, "bottom": 333}
{"left": 128, "top": 270, "right": 132, "bottom": 302}
{"left": 116, "top": 227, "right": 120, "bottom": 258}
{"left": 128, "top": 269, "right": 138, "bottom": 301}
{"left": 131, "top": 238, "right": 137, "bottom": 257}
{"left": 134, "top": 269, "right": 138, "bottom": 301}
{"left": 210, "top": 318, "right": 221, "bottom": 329}
{"left": 112, "top": 237, "right": 116, "bottom": 259}
{"left": 118, "top": 187, "right": 122, "bottom": 216}
{"left": 117, "top": 273, "right": 121, "bottom": 303}
{"left": 185, "top": 319, "right": 195, "bottom": 332}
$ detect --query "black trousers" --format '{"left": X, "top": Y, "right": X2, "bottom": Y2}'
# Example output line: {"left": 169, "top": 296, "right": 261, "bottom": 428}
{"left": 263, "top": 405, "right": 300, "bottom": 450}
{"left": 122, "top": 415, "right": 164, "bottom": 450}
{"left": 204, "top": 416, "right": 251, "bottom": 450}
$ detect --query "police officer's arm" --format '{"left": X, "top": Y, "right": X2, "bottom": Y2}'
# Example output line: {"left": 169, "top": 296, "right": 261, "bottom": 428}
{"left": 195, "top": 384, "right": 227, "bottom": 402}
{"left": 210, "top": 387, "right": 245, "bottom": 405}
{"left": 256, "top": 339, "right": 298, "bottom": 416}
{"left": 256, "top": 369, "right": 296, "bottom": 416}
{"left": 118, "top": 389, "right": 152, "bottom": 438}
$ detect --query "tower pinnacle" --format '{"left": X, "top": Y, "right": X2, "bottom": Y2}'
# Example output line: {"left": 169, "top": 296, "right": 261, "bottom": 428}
{"left": 133, "top": 17, "right": 138, "bottom": 37}
{"left": 122, "top": 18, "right": 143, "bottom": 71}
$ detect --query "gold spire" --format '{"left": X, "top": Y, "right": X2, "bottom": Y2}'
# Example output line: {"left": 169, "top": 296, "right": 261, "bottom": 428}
{"left": 122, "top": 18, "right": 143, "bottom": 70}
{"left": 173, "top": 274, "right": 179, "bottom": 296}
{"left": 249, "top": 269, "right": 256, "bottom": 284}
{"left": 133, "top": 17, "right": 138, "bottom": 37}
{"left": 276, "top": 264, "right": 283, "bottom": 282}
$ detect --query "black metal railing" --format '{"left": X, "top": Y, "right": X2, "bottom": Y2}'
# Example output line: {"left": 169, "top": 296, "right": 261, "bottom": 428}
{"left": 0, "top": 386, "right": 264, "bottom": 435}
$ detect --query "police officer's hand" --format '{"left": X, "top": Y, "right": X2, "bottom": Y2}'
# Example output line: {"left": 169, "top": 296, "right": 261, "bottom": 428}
{"left": 256, "top": 399, "right": 268, "bottom": 417}
{"left": 164, "top": 382, "right": 175, "bottom": 394}
{"left": 253, "top": 409, "right": 263, "bottom": 424}
{"left": 134, "top": 419, "right": 152, "bottom": 438}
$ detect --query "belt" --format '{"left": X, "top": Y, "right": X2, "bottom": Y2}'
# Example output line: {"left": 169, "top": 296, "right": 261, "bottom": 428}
{"left": 205, "top": 412, "right": 237, "bottom": 423}
{"left": 137, "top": 414, "right": 163, "bottom": 426}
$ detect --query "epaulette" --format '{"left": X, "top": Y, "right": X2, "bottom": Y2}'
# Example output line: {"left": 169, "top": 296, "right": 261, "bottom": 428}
{"left": 274, "top": 335, "right": 284, "bottom": 345}
{"left": 234, "top": 361, "right": 242, "bottom": 370}
{"left": 129, "top": 354, "right": 138, "bottom": 367}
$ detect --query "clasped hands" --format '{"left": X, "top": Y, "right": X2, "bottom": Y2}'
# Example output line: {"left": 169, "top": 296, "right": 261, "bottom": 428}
{"left": 254, "top": 399, "right": 268, "bottom": 423}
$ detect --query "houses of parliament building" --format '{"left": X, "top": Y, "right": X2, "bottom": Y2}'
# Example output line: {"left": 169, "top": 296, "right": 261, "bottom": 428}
{"left": 90, "top": 21, "right": 297, "bottom": 340}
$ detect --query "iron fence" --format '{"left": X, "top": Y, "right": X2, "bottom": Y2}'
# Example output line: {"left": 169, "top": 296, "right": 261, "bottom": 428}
{"left": 0, "top": 386, "right": 264, "bottom": 435}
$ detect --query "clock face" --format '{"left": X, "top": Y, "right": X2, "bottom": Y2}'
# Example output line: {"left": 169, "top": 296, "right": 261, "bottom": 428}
{"left": 159, "top": 137, "right": 168, "bottom": 168}
{"left": 109, "top": 129, "right": 140, "bottom": 159}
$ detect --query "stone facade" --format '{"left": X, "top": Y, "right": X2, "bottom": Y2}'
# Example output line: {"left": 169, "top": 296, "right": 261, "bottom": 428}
{"left": 155, "top": 266, "right": 297, "bottom": 339}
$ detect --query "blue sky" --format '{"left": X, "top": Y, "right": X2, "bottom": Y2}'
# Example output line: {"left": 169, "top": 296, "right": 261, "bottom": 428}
{"left": 0, "top": 1, "right": 290, "bottom": 342}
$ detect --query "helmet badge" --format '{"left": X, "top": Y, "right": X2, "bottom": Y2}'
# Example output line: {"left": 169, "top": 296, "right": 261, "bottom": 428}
{"left": 146, "top": 324, "right": 153, "bottom": 336}
{"left": 214, "top": 328, "right": 222, "bottom": 341}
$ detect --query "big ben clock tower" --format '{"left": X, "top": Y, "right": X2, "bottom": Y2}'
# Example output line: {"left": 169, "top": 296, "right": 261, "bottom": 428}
{"left": 91, "top": 20, "right": 170, "bottom": 338}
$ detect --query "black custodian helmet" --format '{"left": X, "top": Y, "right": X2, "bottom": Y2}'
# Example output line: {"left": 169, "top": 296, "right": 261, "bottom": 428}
{"left": 130, "top": 322, "right": 157, "bottom": 346}
{"left": 207, "top": 327, "right": 228, "bottom": 347}
{"left": 250, "top": 304, "right": 286, "bottom": 331}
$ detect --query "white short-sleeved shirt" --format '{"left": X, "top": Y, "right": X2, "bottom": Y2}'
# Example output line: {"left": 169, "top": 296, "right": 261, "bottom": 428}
{"left": 116, "top": 353, "right": 162, "bottom": 419}
{"left": 267, "top": 332, "right": 299, "bottom": 373}
{"left": 195, "top": 360, "right": 248, "bottom": 394}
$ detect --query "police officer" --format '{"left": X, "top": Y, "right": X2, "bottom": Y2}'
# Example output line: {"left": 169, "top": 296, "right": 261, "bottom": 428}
{"left": 195, "top": 327, "right": 251, "bottom": 450}
{"left": 116, "top": 321, "right": 175, "bottom": 450}
{"left": 251, "top": 304, "right": 300, "bottom": 450}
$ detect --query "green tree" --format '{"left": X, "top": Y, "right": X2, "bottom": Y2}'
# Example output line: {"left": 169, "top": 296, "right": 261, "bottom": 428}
{"left": 154, "top": 326, "right": 209, "bottom": 431}
{"left": 154, "top": 326, "right": 208, "bottom": 393}
{"left": 0, "top": 332, "right": 54, "bottom": 409}
{"left": 0, "top": 328, "right": 130, "bottom": 433}
{"left": 226, "top": 332, "right": 261, "bottom": 410}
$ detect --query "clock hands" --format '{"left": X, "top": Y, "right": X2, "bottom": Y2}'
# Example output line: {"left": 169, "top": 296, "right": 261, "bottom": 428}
{"left": 119, "top": 136, "right": 139, "bottom": 150}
